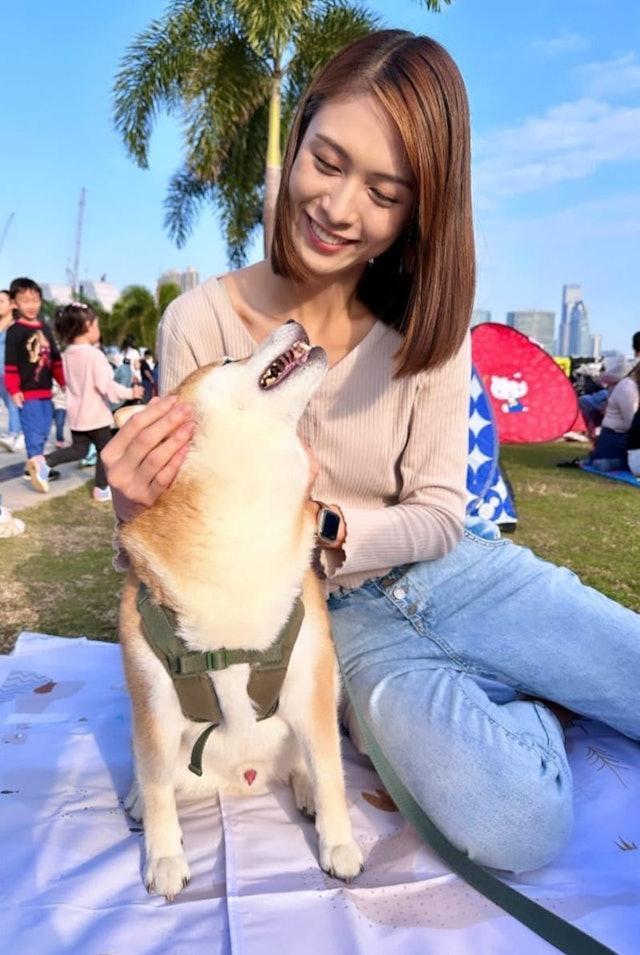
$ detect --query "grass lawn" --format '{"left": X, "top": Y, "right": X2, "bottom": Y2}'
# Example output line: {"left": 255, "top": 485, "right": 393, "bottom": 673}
{"left": 1, "top": 441, "right": 638, "bottom": 654}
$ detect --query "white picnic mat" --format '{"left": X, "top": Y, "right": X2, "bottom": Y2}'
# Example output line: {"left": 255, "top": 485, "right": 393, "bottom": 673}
{"left": 1, "top": 633, "right": 638, "bottom": 954}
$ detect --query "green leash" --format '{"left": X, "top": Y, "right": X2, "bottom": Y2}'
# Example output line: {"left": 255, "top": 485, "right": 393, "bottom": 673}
{"left": 336, "top": 652, "right": 616, "bottom": 955}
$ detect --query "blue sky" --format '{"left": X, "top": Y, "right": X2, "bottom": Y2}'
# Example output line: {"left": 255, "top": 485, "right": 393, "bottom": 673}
{"left": 1, "top": 0, "right": 638, "bottom": 353}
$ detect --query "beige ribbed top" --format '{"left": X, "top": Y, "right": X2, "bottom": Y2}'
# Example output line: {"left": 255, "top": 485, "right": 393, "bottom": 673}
{"left": 158, "top": 277, "right": 471, "bottom": 591}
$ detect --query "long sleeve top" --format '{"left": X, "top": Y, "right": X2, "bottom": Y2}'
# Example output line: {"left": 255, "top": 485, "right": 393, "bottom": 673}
{"left": 4, "top": 318, "right": 64, "bottom": 399}
{"left": 157, "top": 277, "right": 470, "bottom": 591}
{"left": 601, "top": 377, "right": 639, "bottom": 433}
{"left": 62, "top": 344, "right": 134, "bottom": 431}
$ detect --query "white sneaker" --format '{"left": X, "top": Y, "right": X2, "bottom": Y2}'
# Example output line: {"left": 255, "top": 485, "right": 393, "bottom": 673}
{"left": 0, "top": 434, "right": 23, "bottom": 453}
{"left": 92, "top": 486, "right": 112, "bottom": 503}
{"left": 0, "top": 505, "right": 26, "bottom": 538}
{"left": 27, "top": 455, "right": 50, "bottom": 493}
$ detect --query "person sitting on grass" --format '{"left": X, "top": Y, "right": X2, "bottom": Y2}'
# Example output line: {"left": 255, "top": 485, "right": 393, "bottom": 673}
{"left": 588, "top": 355, "right": 640, "bottom": 472}
{"left": 43, "top": 303, "right": 142, "bottom": 502}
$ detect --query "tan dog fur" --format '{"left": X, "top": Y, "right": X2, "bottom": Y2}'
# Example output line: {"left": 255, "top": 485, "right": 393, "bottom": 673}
{"left": 117, "top": 324, "right": 362, "bottom": 899}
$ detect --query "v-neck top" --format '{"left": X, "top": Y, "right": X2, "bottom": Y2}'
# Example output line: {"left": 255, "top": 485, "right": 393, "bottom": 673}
{"left": 158, "top": 276, "right": 471, "bottom": 591}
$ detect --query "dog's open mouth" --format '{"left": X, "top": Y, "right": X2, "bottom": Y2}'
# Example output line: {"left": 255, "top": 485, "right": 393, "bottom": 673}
{"left": 259, "top": 340, "right": 313, "bottom": 389}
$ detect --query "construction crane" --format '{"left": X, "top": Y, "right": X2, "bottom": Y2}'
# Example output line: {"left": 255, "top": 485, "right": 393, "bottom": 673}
{"left": 0, "top": 212, "right": 14, "bottom": 255}
{"left": 70, "top": 188, "right": 86, "bottom": 295}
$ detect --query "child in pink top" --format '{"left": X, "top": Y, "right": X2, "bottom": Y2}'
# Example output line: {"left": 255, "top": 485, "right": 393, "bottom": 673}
{"left": 44, "top": 304, "right": 142, "bottom": 500}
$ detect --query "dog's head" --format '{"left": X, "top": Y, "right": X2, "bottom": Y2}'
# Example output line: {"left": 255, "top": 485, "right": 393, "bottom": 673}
{"left": 178, "top": 319, "right": 327, "bottom": 422}
{"left": 118, "top": 322, "right": 328, "bottom": 619}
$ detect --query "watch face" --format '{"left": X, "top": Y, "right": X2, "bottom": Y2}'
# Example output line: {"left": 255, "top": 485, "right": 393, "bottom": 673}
{"left": 319, "top": 508, "right": 341, "bottom": 542}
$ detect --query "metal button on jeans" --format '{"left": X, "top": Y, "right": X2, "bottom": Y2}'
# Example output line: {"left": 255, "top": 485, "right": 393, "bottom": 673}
{"left": 392, "top": 586, "right": 407, "bottom": 600}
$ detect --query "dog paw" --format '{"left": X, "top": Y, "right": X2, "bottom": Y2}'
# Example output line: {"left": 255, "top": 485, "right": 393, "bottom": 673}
{"left": 291, "top": 771, "right": 316, "bottom": 819}
{"left": 144, "top": 854, "right": 191, "bottom": 901}
{"left": 320, "top": 840, "right": 364, "bottom": 882}
{"left": 124, "top": 781, "right": 143, "bottom": 822}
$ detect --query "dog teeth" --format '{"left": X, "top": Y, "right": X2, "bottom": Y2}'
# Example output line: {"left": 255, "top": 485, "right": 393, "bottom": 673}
{"left": 259, "top": 339, "right": 313, "bottom": 388}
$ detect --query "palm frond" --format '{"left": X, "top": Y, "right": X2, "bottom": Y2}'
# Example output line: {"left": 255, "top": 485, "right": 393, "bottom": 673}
{"left": 413, "top": 0, "right": 452, "bottom": 10}
{"left": 285, "top": 1, "right": 378, "bottom": 115}
{"left": 215, "top": 104, "right": 269, "bottom": 264}
{"left": 182, "top": 31, "right": 271, "bottom": 178}
{"left": 112, "top": 0, "right": 229, "bottom": 167}
{"left": 163, "top": 168, "right": 214, "bottom": 248}
{"left": 234, "top": 0, "right": 311, "bottom": 59}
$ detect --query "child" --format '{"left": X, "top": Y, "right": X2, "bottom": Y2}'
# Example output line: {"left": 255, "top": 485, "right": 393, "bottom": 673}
{"left": 4, "top": 277, "right": 64, "bottom": 489}
{"left": 44, "top": 303, "right": 142, "bottom": 501}
{"left": 51, "top": 380, "right": 67, "bottom": 447}
{"left": 0, "top": 288, "right": 25, "bottom": 452}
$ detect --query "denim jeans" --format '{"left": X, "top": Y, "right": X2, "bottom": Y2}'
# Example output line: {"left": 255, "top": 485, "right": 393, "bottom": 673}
{"left": 0, "top": 374, "right": 22, "bottom": 436}
{"left": 589, "top": 425, "right": 628, "bottom": 472}
{"left": 52, "top": 407, "right": 66, "bottom": 443}
{"left": 18, "top": 398, "right": 53, "bottom": 458}
{"left": 328, "top": 531, "right": 640, "bottom": 873}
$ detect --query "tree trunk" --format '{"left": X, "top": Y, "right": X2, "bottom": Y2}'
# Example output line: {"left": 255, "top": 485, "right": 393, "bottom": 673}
{"left": 263, "top": 71, "right": 282, "bottom": 257}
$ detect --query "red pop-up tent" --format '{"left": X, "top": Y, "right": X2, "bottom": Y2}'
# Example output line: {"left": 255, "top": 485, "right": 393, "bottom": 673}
{"left": 471, "top": 323, "right": 578, "bottom": 443}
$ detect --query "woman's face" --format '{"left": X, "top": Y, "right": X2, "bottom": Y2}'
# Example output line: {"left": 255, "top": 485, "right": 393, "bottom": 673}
{"left": 0, "top": 291, "right": 12, "bottom": 318}
{"left": 288, "top": 94, "right": 415, "bottom": 278}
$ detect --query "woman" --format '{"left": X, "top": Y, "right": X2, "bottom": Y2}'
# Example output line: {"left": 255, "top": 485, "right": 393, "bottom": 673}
{"left": 103, "top": 31, "right": 640, "bottom": 874}
{"left": 589, "top": 361, "right": 640, "bottom": 471}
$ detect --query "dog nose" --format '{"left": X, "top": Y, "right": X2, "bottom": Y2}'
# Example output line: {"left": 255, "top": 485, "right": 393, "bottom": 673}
{"left": 243, "top": 768, "right": 257, "bottom": 786}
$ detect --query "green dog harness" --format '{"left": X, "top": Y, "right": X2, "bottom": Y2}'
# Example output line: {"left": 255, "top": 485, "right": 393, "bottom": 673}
{"left": 136, "top": 584, "right": 305, "bottom": 776}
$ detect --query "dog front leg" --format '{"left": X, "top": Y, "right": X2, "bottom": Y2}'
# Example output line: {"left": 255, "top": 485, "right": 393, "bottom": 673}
{"left": 120, "top": 578, "right": 191, "bottom": 901}
{"left": 132, "top": 675, "right": 191, "bottom": 901}
{"left": 285, "top": 622, "right": 363, "bottom": 879}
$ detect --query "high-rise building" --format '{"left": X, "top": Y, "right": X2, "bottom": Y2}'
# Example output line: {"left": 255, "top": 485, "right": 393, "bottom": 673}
{"left": 157, "top": 267, "right": 200, "bottom": 299}
{"left": 471, "top": 309, "right": 492, "bottom": 328}
{"left": 568, "top": 300, "right": 591, "bottom": 355}
{"left": 506, "top": 310, "right": 555, "bottom": 354}
{"left": 181, "top": 266, "right": 199, "bottom": 292}
{"left": 79, "top": 279, "right": 120, "bottom": 312}
{"left": 558, "top": 285, "right": 582, "bottom": 355}
{"left": 590, "top": 334, "right": 602, "bottom": 358}
{"left": 41, "top": 283, "right": 72, "bottom": 305}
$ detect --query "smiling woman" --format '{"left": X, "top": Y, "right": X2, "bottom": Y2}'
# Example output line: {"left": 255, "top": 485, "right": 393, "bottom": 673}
{"left": 102, "top": 30, "right": 640, "bottom": 904}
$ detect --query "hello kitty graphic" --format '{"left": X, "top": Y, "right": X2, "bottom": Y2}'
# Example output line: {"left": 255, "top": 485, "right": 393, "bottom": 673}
{"left": 490, "top": 373, "right": 529, "bottom": 413}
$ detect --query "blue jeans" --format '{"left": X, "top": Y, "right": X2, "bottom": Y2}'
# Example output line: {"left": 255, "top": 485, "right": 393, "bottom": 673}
{"left": 52, "top": 407, "right": 66, "bottom": 442}
{"left": 19, "top": 398, "right": 53, "bottom": 458}
{"left": 0, "top": 374, "right": 22, "bottom": 436}
{"left": 589, "top": 425, "right": 628, "bottom": 471}
{"left": 328, "top": 531, "right": 640, "bottom": 873}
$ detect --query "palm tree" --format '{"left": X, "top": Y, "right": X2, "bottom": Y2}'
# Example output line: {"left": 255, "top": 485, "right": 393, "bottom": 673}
{"left": 113, "top": 0, "right": 450, "bottom": 266}
{"left": 107, "top": 286, "right": 160, "bottom": 349}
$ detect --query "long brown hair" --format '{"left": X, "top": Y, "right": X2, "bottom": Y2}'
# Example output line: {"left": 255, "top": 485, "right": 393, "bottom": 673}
{"left": 270, "top": 30, "right": 475, "bottom": 376}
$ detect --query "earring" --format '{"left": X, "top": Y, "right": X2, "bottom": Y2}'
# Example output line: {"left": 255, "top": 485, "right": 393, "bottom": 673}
{"left": 368, "top": 257, "right": 374, "bottom": 266}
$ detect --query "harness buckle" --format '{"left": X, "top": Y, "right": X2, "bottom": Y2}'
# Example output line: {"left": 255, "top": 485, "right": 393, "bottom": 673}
{"left": 203, "top": 648, "right": 229, "bottom": 671}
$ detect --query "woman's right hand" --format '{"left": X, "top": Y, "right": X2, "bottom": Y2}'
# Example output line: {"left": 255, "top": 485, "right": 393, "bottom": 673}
{"left": 102, "top": 394, "right": 195, "bottom": 523}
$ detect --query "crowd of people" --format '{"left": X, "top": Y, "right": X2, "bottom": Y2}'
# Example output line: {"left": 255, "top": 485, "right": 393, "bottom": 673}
{"left": 0, "top": 276, "right": 156, "bottom": 537}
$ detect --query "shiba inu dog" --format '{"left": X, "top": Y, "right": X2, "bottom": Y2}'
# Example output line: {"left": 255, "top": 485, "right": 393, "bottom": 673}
{"left": 117, "top": 321, "right": 363, "bottom": 900}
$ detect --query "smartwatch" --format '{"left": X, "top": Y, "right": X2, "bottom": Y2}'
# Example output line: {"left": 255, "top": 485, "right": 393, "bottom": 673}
{"left": 316, "top": 504, "right": 342, "bottom": 545}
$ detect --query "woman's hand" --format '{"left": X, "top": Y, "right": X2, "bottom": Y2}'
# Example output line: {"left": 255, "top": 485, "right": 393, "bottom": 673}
{"left": 101, "top": 394, "right": 195, "bottom": 523}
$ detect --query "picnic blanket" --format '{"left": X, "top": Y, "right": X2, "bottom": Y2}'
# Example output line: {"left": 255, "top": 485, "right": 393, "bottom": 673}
{"left": 1, "top": 632, "right": 639, "bottom": 954}
{"left": 578, "top": 462, "right": 640, "bottom": 488}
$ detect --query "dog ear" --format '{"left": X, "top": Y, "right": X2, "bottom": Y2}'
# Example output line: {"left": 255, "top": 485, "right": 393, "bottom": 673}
{"left": 114, "top": 405, "right": 146, "bottom": 429}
